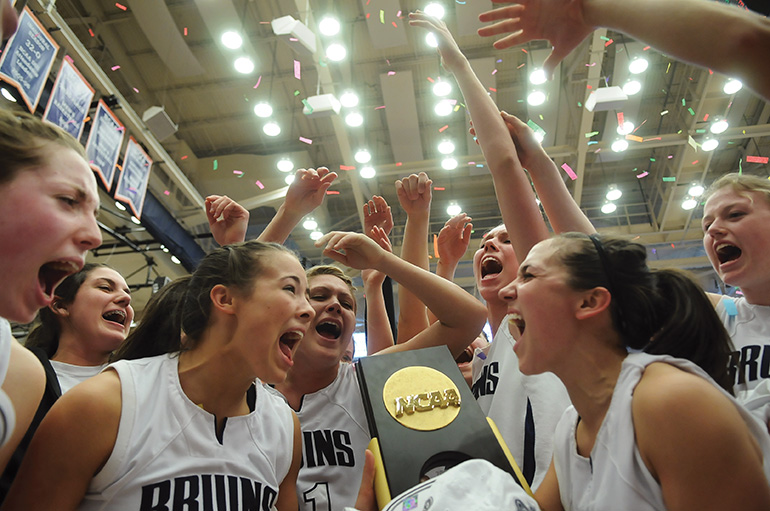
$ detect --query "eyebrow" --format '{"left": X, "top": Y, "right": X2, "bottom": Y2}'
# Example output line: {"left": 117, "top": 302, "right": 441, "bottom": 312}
{"left": 96, "top": 278, "right": 131, "bottom": 295}
{"left": 310, "top": 285, "right": 354, "bottom": 301}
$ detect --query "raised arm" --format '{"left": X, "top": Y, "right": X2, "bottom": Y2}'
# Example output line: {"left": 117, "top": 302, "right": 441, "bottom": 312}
{"left": 206, "top": 195, "right": 250, "bottom": 246}
{"left": 428, "top": 212, "right": 473, "bottom": 325}
{"left": 478, "top": 0, "right": 770, "bottom": 100}
{"left": 394, "top": 172, "right": 432, "bottom": 343}
{"left": 361, "top": 200, "right": 396, "bottom": 354}
{"left": 410, "top": 11, "right": 550, "bottom": 261}
{"left": 316, "top": 231, "right": 487, "bottom": 359}
{"left": 258, "top": 167, "right": 338, "bottom": 244}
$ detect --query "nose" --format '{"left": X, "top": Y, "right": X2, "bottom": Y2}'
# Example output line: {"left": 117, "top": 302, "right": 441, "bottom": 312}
{"left": 498, "top": 279, "right": 517, "bottom": 302}
{"left": 115, "top": 289, "right": 132, "bottom": 306}
{"left": 482, "top": 237, "right": 499, "bottom": 252}
{"left": 326, "top": 299, "right": 342, "bottom": 314}
{"left": 79, "top": 216, "right": 103, "bottom": 251}
{"left": 705, "top": 219, "right": 726, "bottom": 239}
{"left": 299, "top": 297, "right": 316, "bottom": 321}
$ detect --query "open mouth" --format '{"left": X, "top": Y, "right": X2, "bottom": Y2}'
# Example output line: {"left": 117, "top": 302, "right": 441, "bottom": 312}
{"left": 38, "top": 261, "right": 80, "bottom": 297}
{"left": 316, "top": 321, "right": 342, "bottom": 339}
{"left": 103, "top": 309, "right": 127, "bottom": 326}
{"left": 716, "top": 243, "right": 742, "bottom": 265}
{"left": 480, "top": 256, "right": 503, "bottom": 279}
{"left": 509, "top": 313, "right": 525, "bottom": 336}
{"left": 279, "top": 331, "right": 303, "bottom": 360}
{"left": 455, "top": 346, "right": 474, "bottom": 365}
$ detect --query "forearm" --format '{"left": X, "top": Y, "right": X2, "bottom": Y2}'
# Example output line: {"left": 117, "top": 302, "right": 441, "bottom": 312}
{"left": 257, "top": 203, "right": 302, "bottom": 243}
{"left": 427, "top": 259, "right": 460, "bottom": 325}
{"left": 396, "top": 213, "right": 431, "bottom": 343}
{"left": 363, "top": 279, "right": 395, "bottom": 355}
{"left": 528, "top": 157, "right": 596, "bottom": 234}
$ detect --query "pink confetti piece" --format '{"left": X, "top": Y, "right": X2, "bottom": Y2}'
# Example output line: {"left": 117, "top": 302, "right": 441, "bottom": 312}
{"left": 703, "top": 113, "right": 709, "bottom": 121}
{"left": 643, "top": 46, "right": 651, "bottom": 51}
{"left": 604, "top": 38, "right": 614, "bottom": 47}
{"left": 233, "top": 170, "right": 243, "bottom": 175}
{"left": 392, "top": 21, "right": 398, "bottom": 28}
{"left": 395, "top": 162, "right": 403, "bottom": 166}
{"left": 691, "top": 160, "right": 699, "bottom": 165}
{"left": 326, "top": 190, "right": 340, "bottom": 195}
{"left": 427, "top": 77, "right": 435, "bottom": 83}
{"left": 633, "top": 119, "right": 647, "bottom": 133}
{"left": 184, "top": 27, "right": 188, "bottom": 36}
{"left": 255, "top": 180, "right": 265, "bottom": 189}
{"left": 164, "top": 190, "right": 170, "bottom": 196}
{"left": 253, "top": 75, "right": 262, "bottom": 89}
{"left": 88, "top": 28, "right": 95, "bottom": 37}
{"left": 433, "top": 186, "right": 445, "bottom": 191}
{"left": 289, "top": 37, "right": 298, "bottom": 42}
{"left": 294, "top": 60, "right": 301, "bottom": 79}
{"left": 492, "top": 69, "right": 498, "bottom": 75}
{"left": 115, "top": 3, "right": 127, "bottom": 11}
{"left": 117, "top": 126, "right": 125, "bottom": 132}
{"left": 111, "top": 65, "right": 120, "bottom": 71}
{"left": 516, "top": 63, "right": 525, "bottom": 69}
{"left": 521, "top": 49, "right": 528, "bottom": 54}
{"left": 374, "top": 105, "right": 385, "bottom": 110}
{"left": 438, "top": 125, "right": 449, "bottom": 132}
{"left": 340, "top": 165, "right": 355, "bottom": 171}
{"left": 747, "top": 155, "right": 769, "bottom": 163}
{"left": 636, "top": 171, "right": 649, "bottom": 178}
{"left": 387, "top": 71, "right": 396, "bottom": 76}
{"left": 133, "top": 87, "right": 139, "bottom": 93}
{"left": 617, "top": 112, "right": 624, "bottom": 126}
{"left": 585, "top": 62, "right": 596, "bottom": 67}
{"left": 181, "top": 155, "right": 188, "bottom": 160}
{"left": 64, "top": 55, "right": 74, "bottom": 63}
{"left": 299, "top": 136, "right": 312, "bottom": 144}
{"left": 561, "top": 163, "right": 577, "bottom": 180}
{"left": 489, "top": 87, "right": 497, "bottom": 92}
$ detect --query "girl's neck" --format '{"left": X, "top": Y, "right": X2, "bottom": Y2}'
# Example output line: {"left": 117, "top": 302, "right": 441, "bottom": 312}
{"left": 485, "top": 300, "right": 509, "bottom": 337}
{"left": 276, "top": 361, "right": 340, "bottom": 410}
{"left": 52, "top": 336, "right": 109, "bottom": 366}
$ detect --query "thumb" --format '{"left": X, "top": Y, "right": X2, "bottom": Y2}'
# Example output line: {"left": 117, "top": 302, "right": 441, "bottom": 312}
{"left": 354, "top": 449, "right": 378, "bottom": 511}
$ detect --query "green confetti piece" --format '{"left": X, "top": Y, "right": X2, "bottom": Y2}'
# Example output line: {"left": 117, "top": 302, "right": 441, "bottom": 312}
{"left": 585, "top": 131, "right": 600, "bottom": 138}
{"left": 517, "top": 99, "right": 524, "bottom": 103}
{"left": 650, "top": 158, "right": 656, "bottom": 162}
{"left": 302, "top": 98, "right": 313, "bottom": 114}
{"left": 662, "top": 176, "right": 676, "bottom": 182}
{"left": 213, "top": 160, "right": 218, "bottom": 170}
{"left": 695, "top": 129, "right": 706, "bottom": 133}
{"left": 600, "top": 36, "right": 611, "bottom": 41}
{"left": 526, "top": 119, "right": 544, "bottom": 132}
{"left": 380, "top": 9, "right": 384, "bottom": 23}
{"left": 688, "top": 107, "right": 695, "bottom": 116}
{"left": 739, "top": 159, "right": 743, "bottom": 174}
{"left": 319, "top": 58, "right": 327, "bottom": 67}
{"left": 577, "top": 102, "right": 582, "bottom": 107}
{"left": 677, "top": 130, "right": 682, "bottom": 134}
{"left": 681, "top": 98, "right": 686, "bottom": 106}
{"left": 294, "top": 90, "right": 300, "bottom": 96}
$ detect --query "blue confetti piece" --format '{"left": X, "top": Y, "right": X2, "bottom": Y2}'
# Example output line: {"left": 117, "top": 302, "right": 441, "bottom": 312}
{"left": 722, "top": 297, "right": 738, "bottom": 317}
{"left": 477, "top": 351, "right": 487, "bottom": 360}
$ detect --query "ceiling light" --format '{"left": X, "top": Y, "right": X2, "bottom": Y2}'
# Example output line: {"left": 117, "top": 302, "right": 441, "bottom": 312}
{"left": 253, "top": 102, "right": 273, "bottom": 118}
{"left": 170, "top": 255, "right": 181, "bottom": 265}
{"left": 426, "top": 33, "right": 438, "bottom": 48}
{"left": 285, "top": 174, "right": 295, "bottom": 185}
{"left": 277, "top": 158, "right": 294, "bottom": 172}
{"left": 115, "top": 201, "right": 127, "bottom": 211}
{"left": 710, "top": 119, "right": 729, "bottom": 134}
{"left": 234, "top": 57, "right": 255, "bottom": 74}
{"left": 723, "top": 78, "right": 742, "bottom": 95}
{"left": 527, "top": 90, "right": 546, "bottom": 106}
{"left": 160, "top": 245, "right": 169, "bottom": 253}
{"left": 611, "top": 139, "right": 629, "bottom": 152}
{"left": 1, "top": 88, "right": 16, "bottom": 102}
{"left": 681, "top": 196, "right": 697, "bottom": 211}
{"left": 434, "top": 100, "right": 453, "bottom": 116}
{"left": 622, "top": 79, "right": 642, "bottom": 96}
{"left": 326, "top": 43, "right": 347, "bottom": 61}
{"left": 437, "top": 140, "right": 455, "bottom": 154}
{"left": 616, "top": 121, "right": 634, "bottom": 136}
{"left": 606, "top": 184, "right": 622, "bottom": 201}
{"left": 130, "top": 215, "right": 141, "bottom": 225}
{"left": 345, "top": 111, "right": 363, "bottom": 127}
{"left": 529, "top": 69, "right": 547, "bottom": 85}
{"left": 441, "top": 157, "right": 458, "bottom": 170}
{"left": 701, "top": 138, "right": 719, "bottom": 151}
{"left": 263, "top": 121, "right": 281, "bottom": 137}
{"left": 601, "top": 201, "right": 617, "bottom": 214}
{"left": 628, "top": 57, "right": 649, "bottom": 75}
{"left": 310, "top": 230, "right": 324, "bottom": 241}
{"left": 446, "top": 202, "right": 462, "bottom": 216}
{"left": 339, "top": 90, "right": 359, "bottom": 108}
{"left": 303, "top": 217, "right": 318, "bottom": 230}
{"left": 221, "top": 31, "right": 243, "bottom": 49}
{"left": 354, "top": 149, "right": 372, "bottom": 163}
{"left": 360, "top": 166, "right": 376, "bottom": 179}
{"left": 433, "top": 80, "right": 452, "bottom": 97}
{"left": 318, "top": 16, "right": 340, "bottom": 37}
{"left": 688, "top": 183, "right": 705, "bottom": 197}
{"left": 424, "top": 3, "right": 446, "bottom": 19}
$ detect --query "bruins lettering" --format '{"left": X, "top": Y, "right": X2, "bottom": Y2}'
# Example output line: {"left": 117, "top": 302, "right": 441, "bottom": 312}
{"left": 140, "top": 474, "right": 277, "bottom": 511}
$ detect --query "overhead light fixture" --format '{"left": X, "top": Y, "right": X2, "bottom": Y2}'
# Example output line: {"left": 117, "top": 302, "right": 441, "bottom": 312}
{"left": 424, "top": 3, "right": 446, "bottom": 19}
{"left": 115, "top": 201, "right": 127, "bottom": 211}
{"left": 310, "top": 230, "right": 324, "bottom": 241}
{"left": 723, "top": 78, "right": 742, "bottom": 95}
{"left": 533, "top": 131, "right": 545, "bottom": 143}
{"left": 285, "top": 174, "right": 295, "bottom": 185}
{"left": 426, "top": 33, "right": 438, "bottom": 48}
{"left": 433, "top": 80, "right": 452, "bottom": 97}
{"left": 681, "top": 196, "right": 697, "bottom": 211}
{"left": 318, "top": 16, "right": 341, "bottom": 37}
{"left": 263, "top": 121, "right": 281, "bottom": 137}
{"left": 446, "top": 202, "right": 462, "bottom": 216}
{"left": 130, "top": 215, "right": 141, "bottom": 225}
{"left": 616, "top": 121, "right": 634, "bottom": 136}
{"left": 160, "top": 244, "right": 169, "bottom": 253}
{"left": 271, "top": 15, "right": 317, "bottom": 56}
{"left": 701, "top": 138, "right": 719, "bottom": 151}
{"left": 434, "top": 100, "right": 453, "bottom": 116}
{"left": 360, "top": 166, "right": 376, "bottom": 179}
{"left": 628, "top": 57, "right": 649, "bottom": 75}
{"left": 253, "top": 102, "right": 273, "bottom": 118}
{"left": 277, "top": 158, "right": 294, "bottom": 172}
{"left": 527, "top": 90, "right": 546, "bottom": 106}
{"left": 529, "top": 69, "right": 547, "bottom": 85}
{"left": 441, "top": 157, "right": 458, "bottom": 170}
{"left": 1, "top": 88, "right": 17, "bottom": 102}
{"left": 234, "top": 57, "right": 255, "bottom": 74}
{"left": 170, "top": 255, "right": 181, "bottom": 265}
{"left": 710, "top": 119, "right": 729, "bottom": 134}
{"left": 688, "top": 183, "right": 705, "bottom": 197}
{"left": 622, "top": 79, "right": 642, "bottom": 96}
{"left": 611, "top": 139, "right": 629, "bottom": 152}
{"left": 345, "top": 111, "right": 363, "bottom": 127}
{"left": 303, "top": 217, "right": 318, "bottom": 230}
{"left": 437, "top": 140, "right": 455, "bottom": 154}
{"left": 606, "top": 184, "right": 622, "bottom": 201}
{"left": 339, "top": 90, "right": 359, "bottom": 108}
{"left": 221, "top": 31, "right": 243, "bottom": 49}
{"left": 354, "top": 149, "right": 372, "bottom": 164}
{"left": 326, "top": 43, "right": 347, "bottom": 61}
{"left": 601, "top": 201, "right": 617, "bottom": 214}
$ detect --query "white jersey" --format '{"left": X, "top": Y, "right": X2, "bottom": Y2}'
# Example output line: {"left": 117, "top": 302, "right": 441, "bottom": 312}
{"left": 0, "top": 318, "right": 16, "bottom": 448}
{"left": 716, "top": 296, "right": 770, "bottom": 399}
{"left": 269, "top": 362, "right": 370, "bottom": 511}
{"left": 471, "top": 317, "right": 570, "bottom": 490}
{"left": 49, "top": 360, "right": 105, "bottom": 394}
{"left": 554, "top": 352, "right": 770, "bottom": 511}
{"left": 80, "top": 354, "right": 295, "bottom": 511}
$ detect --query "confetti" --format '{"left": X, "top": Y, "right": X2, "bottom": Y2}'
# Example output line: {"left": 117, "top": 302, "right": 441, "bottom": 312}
{"left": 396, "top": 162, "right": 403, "bottom": 166}
{"left": 723, "top": 299, "right": 738, "bottom": 317}
{"left": 492, "top": 69, "right": 498, "bottom": 75}
{"left": 181, "top": 155, "right": 188, "bottom": 160}
{"left": 438, "top": 125, "right": 449, "bottom": 132}
{"left": 64, "top": 55, "right": 74, "bottom": 63}
{"left": 636, "top": 171, "right": 649, "bottom": 178}
{"left": 387, "top": 71, "right": 396, "bottom": 76}
{"left": 617, "top": 112, "right": 624, "bottom": 126}
{"left": 294, "top": 90, "right": 300, "bottom": 96}
{"left": 600, "top": 36, "right": 611, "bottom": 41}
{"left": 380, "top": 9, "right": 384, "bottom": 23}
{"left": 111, "top": 65, "right": 120, "bottom": 71}
{"left": 633, "top": 119, "right": 647, "bottom": 132}
{"left": 184, "top": 27, "right": 188, "bottom": 36}
{"left": 433, "top": 186, "right": 445, "bottom": 191}
{"left": 294, "top": 60, "right": 301, "bottom": 79}
{"left": 561, "top": 163, "right": 577, "bottom": 180}
{"left": 374, "top": 105, "right": 386, "bottom": 110}
{"left": 692, "top": 160, "right": 699, "bottom": 165}
{"left": 645, "top": 137, "right": 662, "bottom": 142}
{"left": 587, "top": 141, "right": 598, "bottom": 146}
{"left": 687, "top": 108, "right": 695, "bottom": 116}
{"left": 301, "top": 99, "right": 313, "bottom": 114}
{"left": 660, "top": 110, "right": 668, "bottom": 115}
{"left": 427, "top": 77, "right": 435, "bottom": 83}
{"left": 489, "top": 87, "right": 497, "bottom": 92}
{"left": 604, "top": 38, "right": 614, "bottom": 47}
{"left": 516, "top": 63, "right": 525, "bottom": 69}
{"left": 88, "top": 28, "right": 95, "bottom": 37}
{"left": 164, "top": 190, "right": 170, "bottom": 196}
{"left": 747, "top": 156, "right": 769, "bottom": 163}
{"left": 643, "top": 46, "right": 651, "bottom": 51}
{"left": 213, "top": 160, "right": 218, "bottom": 170}
{"left": 255, "top": 180, "right": 265, "bottom": 189}
{"left": 662, "top": 177, "right": 676, "bottom": 182}
{"left": 233, "top": 170, "right": 243, "bottom": 176}
{"left": 392, "top": 21, "right": 398, "bottom": 28}
{"left": 339, "top": 165, "right": 355, "bottom": 171}
{"left": 326, "top": 190, "right": 340, "bottom": 195}
{"left": 681, "top": 98, "right": 686, "bottom": 106}
{"left": 133, "top": 87, "right": 139, "bottom": 93}
{"left": 253, "top": 76, "right": 262, "bottom": 89}
{"left": 703, "top": 114, "right": 709, "bottom": 122}
{"left": 299, "top": 136, "right": 313, "bottom": 144}
{"left": 625, "top": 135, "right": 643, "bottom": 142}
{"left": 585, "top": 62, "right": 596, "bottom": 67}
{"left": 521, "top": 49, "right": 528, "bottom": 54}
{"left": 115, "top": 3, "right": 127, "bottom": 11}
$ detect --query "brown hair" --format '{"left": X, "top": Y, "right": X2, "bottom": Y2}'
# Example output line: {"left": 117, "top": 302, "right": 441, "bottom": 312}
{"left": 306, "top": 265, "right": 357, "bottom": 312}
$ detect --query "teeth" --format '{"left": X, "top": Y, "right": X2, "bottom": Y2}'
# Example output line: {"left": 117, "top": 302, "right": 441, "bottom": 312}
{"left": 103, "top": 310, "right": 127, "bottom": 325}
{"left": 46, "top": 260, "right": 80, "bottom": 272}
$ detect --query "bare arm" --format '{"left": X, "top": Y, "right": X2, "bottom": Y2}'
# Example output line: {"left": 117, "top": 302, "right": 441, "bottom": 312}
{"left": 533, "top": 458, "right": 564, "bottom": 511}
{"left": 429, "top": 212, "right": 473, "bottom": 324}
{"left": 276, "top": 412, "right": 302, "bottom": 511}
{"left": 478, "top": 0, "right": 770, "bottom": 100}
{"left": 361, "top": 225, "right": 396, "bottom": 355}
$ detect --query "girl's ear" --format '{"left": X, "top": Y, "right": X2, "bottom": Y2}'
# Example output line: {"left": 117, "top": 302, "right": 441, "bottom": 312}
{"left": 575, "top": 286, "right": 612, "bottom": 320}
{"left": 210, "top": 284, "right": 236, "bottom": 315}
{"left": 49, "top": 298, "right": 69, "bottom": 318}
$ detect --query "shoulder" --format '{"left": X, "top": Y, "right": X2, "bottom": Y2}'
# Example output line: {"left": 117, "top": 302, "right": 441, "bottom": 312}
{"left": 52, "top": 369, "right": 122, "bottom": 423}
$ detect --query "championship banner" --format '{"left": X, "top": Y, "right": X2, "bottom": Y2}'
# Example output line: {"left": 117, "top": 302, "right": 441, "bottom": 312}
{"left": 114, "top": 137, "right": 153, "bottom": 219}
{"left": 43, "top": 57, "right": 95, "bottom": 140}
{"left": 0, "top": 7, "right": 59, "bottom": 112}
{"left": 356, "top": 346, "right": 531, "bottom": 510}
{"left": 85, "top": 99, "right": 125, "bottom": 190}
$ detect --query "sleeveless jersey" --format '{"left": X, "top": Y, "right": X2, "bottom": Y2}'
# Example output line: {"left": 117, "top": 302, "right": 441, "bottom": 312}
{"left": 554, "top": 352, "right": 770, "bottom": 511}
{"left": 716, "top": 296, "right": 770, "bottom": 399}
{"left": 0, "top": 318, "right": 16, "bottom": 448}
{"left": 471, "top": 317, "right": 570, "bottom": 490}
{"left": 79, "top": 354, "right": 295, "bottom": 511}
{"left": 49, "top": 360, "right": 104, "bottom": 394}
{"left": 268, "top": 362, "right": 370, "bottom": 511}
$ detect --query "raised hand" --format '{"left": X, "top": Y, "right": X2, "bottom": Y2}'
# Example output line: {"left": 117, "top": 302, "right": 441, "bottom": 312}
{"left": 477, "top": 0, "right": 593, "bottom": 79}
{"left": 470, "top": 112, "right": 550, "bottom": 171}
{"left": 205, "top": 195, "right": 249, "bottom": 245}
{"left": 408, "top": 11, "right": 468, "bottom": 73}
{"left": 284, "top": 167, "right": 338, "bottom": 217}
{"left": 361, "top": 225, "right": 392, "bottom": 288}
{"left": 363, "top": 195, "right": 394, "bottom": 236}
{"left": 395, "top": 172, "right": 432, "bottom": 217}
{"left": 437, "top": 213, "right": 473, "bottom": 267}
{"left": 315, "top": 231, "right": 388, "bottom": 271}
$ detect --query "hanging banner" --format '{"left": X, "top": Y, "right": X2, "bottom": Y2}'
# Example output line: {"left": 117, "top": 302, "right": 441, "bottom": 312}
{"left": 43, "top": 57, "right": 95, "bottom": 140}
{"left": 114, "top": 137, "right": 153, "bottom": 219}
{"left": 0, "top": 7, "right": 59, "bottom": 112}
{"left": 85, "top": 99, "right": 125, "bottom": 190}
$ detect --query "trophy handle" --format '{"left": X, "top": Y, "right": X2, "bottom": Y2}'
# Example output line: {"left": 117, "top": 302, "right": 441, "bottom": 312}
{"left": 367, "top": 437, "right": 392, "bottom": 510}
{"left": 486, "top": 417, "right": 535, "bottom": 497}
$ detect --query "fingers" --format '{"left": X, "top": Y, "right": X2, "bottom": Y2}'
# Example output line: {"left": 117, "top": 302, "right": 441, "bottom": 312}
{"left": 543, "top": 47, "right": 569, "bottom": 80}
{"left": 354, "top": 450, "right": 377, "bottom": 511}
{"left": 492, "top": 29, "right": 527, "bottom": 50}
{"left": 478, "top": 5, "right": 524, "bottom": 24}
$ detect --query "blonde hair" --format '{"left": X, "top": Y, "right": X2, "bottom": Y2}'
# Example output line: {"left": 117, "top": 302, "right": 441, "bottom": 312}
{"left": 704, "top": 173, "right": 770, "bottom": 206}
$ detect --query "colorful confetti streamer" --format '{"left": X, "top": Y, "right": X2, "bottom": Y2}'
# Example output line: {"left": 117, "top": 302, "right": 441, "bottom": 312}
{"left": 561, "top": 163, "right": 577, "bottom": 180}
